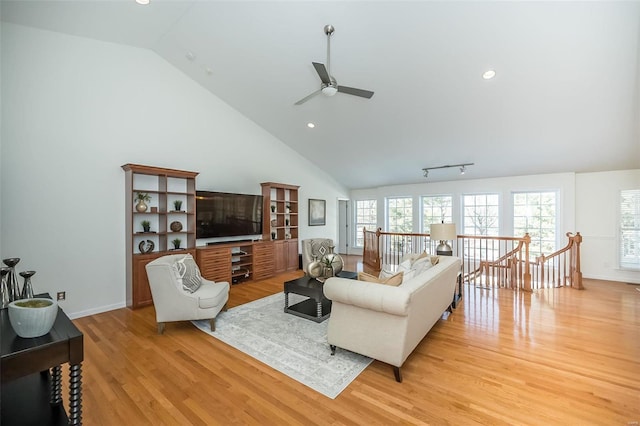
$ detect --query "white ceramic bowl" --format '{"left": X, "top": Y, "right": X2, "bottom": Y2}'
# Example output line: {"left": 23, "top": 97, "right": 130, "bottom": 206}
{"left": 8, "top": 298, "right": 58, "bottom": 338}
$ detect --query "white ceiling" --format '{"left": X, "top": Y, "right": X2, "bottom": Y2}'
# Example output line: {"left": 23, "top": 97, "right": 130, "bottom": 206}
{"left": 2, "top": 1, "right": 639, "bottom": 189}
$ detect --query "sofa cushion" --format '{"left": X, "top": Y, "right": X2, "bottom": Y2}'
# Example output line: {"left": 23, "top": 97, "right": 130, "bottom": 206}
{"left": 173, "top": 254, "right": 202, "bottom": 293}
{"left": 358, "top": 271, "right": 403, "bottom": 286}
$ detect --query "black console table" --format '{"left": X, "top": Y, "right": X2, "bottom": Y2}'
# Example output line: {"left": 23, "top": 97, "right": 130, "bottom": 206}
{"left": 1, "top": 299, "right": 83, "bottom": 425}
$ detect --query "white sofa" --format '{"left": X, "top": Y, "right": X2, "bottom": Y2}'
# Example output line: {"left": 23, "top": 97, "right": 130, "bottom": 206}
{"left": 323, "top": 255, "right": 462, "bottom": 382}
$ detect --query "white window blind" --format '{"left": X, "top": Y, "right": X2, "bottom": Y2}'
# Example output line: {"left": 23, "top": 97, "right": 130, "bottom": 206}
{"left": 620, "top": 189, "right": 640, "bottom": 269}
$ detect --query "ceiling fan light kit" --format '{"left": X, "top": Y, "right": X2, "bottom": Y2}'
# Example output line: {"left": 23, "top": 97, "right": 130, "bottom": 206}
{"left": 295, "top": 24, "right": 374, "bottom": 105}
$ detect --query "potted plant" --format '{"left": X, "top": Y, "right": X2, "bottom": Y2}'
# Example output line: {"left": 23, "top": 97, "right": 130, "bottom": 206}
{"left": 271, "top": 232, "right": 276, "bottom": 240}
{"left": 271, "top": 204, "right": 276, "bottom": 213}
{"left": 285, "top": 203, "right": 291, "bottom": 213}
{"left": 141, "top": 220, "right": 151, "bottom": 232}
{"left": 172, "top": 238, "right": 182, "bottom": 250}
{"left": 173, "top": 200, "right": 183, "bottom": 211}
{"left": 135, "top": 193, "right": 151, "bottom": 212}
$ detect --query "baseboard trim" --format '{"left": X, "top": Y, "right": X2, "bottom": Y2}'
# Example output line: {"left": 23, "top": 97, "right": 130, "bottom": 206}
{"left": 66, "top": 301, "right": 127, "bottom": 320}
{"left": 583, "top": 274, "right": 640, "bottom": 285}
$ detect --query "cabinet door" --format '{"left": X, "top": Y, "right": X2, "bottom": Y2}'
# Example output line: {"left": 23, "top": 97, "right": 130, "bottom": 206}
{"left": 286, "top": 239, "right": 299, "bottom": 271}
{"left": 132, "top": 254, "right": 162, "bottom": 308}
{"left": 274, "top": 241, "right": 286, "bottom": 274}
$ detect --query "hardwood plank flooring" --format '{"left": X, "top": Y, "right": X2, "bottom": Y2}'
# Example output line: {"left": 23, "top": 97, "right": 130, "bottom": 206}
{"left": 66, "top": 256, "right": 639, "bottom": 425}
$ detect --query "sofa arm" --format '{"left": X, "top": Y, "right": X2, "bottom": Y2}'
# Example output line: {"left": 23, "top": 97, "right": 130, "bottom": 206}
{"left": 324, "top": 277, "right": 410, "bottom": 316}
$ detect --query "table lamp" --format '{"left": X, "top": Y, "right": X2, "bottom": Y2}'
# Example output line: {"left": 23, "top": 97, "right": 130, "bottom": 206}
{"left": 430, "top": 223, "right": 457, "bottom": 256}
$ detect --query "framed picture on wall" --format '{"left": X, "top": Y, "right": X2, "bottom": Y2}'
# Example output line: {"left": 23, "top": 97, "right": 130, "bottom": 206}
{"left": 308, "top": 199, "right": 326, "bottom": 226}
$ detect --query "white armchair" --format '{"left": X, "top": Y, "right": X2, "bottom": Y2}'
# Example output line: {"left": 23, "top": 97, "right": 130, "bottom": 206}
{"left": 301, "top": 238, "right": 334, "bottom": 274}
{"left": 145, "top": 254, "right": 230, "bottom": 334}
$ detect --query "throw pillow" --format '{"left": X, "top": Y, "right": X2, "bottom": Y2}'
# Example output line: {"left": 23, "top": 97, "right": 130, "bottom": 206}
{"left": 378, "top": 268, "right": 398, "bottom": 280}
{"left": 358, "top": 271, "right": 403, "bottom": 286}
{"left": 174, "top": 254, "right": 202, "bottom": 293}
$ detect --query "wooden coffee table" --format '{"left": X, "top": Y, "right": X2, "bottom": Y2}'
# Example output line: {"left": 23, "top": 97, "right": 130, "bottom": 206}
{"left": 284, "top": 271, "right": 357, "bottom": 323}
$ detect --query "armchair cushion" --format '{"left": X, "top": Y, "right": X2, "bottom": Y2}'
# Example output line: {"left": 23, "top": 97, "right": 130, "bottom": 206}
{"left": 197, "top": 279, "right": 229, "bottom": 309}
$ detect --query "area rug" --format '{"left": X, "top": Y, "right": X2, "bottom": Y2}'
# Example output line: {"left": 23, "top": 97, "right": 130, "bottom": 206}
{"left": 192, "top": 292, "right": 372, "bottom": 399}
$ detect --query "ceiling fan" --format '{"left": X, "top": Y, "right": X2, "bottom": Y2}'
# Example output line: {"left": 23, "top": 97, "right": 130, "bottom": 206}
{"left": 294, "top": 25, "right": 374, "bottom": 105}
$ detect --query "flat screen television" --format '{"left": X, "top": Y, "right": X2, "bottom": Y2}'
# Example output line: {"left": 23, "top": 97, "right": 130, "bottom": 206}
{"left": 196, "top": 191, "right": 263, "bottom": 239}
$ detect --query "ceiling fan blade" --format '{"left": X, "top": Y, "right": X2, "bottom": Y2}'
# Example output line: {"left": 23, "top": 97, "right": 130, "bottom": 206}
{"left": 312, "top": 62, "right": 331, "bottom": 84}
{"left": 294, "top": 89, "right": 322, "bottom": 105}
{"left": 337, "top": 85, "right": 374, "bottom": 99}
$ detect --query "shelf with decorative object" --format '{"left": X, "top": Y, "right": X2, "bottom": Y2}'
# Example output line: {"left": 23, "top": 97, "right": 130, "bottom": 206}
{"left": 261, "top": 182, "right": 299, "bottom": 273}
{"left": 122, "top": 164, "right": 198, "bottom": 308}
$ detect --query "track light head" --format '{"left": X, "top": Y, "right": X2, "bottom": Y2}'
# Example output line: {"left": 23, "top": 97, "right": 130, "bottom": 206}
{"left": 423, "top": 169, "right": 429, "bottom": 178}
{"left": 460, "top": 166, "right": 465, "bottom": 175}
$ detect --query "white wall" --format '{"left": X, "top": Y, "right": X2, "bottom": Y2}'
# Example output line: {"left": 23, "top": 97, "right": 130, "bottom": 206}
{"left": 1, "top": 23, "right": 348, "bottom": 318}
{"left": 576, "top": 169, "right": 640, "bottom": 284}
{"left": 351, "top": 170, "right": 640, "bottom": 284}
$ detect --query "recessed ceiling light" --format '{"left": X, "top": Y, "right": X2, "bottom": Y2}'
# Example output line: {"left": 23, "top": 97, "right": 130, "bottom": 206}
{"left": 135, "top": 0, "right": 150, "bottom": 5}
{"left": 307, "top": 122, "right": 315, "bottom": 128}
{"left": 482, "top": 70, "right": 496, "bottom": 80}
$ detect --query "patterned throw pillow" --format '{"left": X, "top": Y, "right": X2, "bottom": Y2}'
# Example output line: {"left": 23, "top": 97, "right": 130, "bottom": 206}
{"left": 174, "top": 254, "right": 202, "bottom": 293}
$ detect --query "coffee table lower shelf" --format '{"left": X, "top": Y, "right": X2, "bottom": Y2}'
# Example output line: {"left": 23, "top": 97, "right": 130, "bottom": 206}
{"left": 285, "top": 298, "right": 332, "bottom": 323}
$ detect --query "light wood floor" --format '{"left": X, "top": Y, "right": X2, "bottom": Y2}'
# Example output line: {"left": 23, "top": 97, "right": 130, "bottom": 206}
{"left": 68, "top": 256, "right": 639, "bottom": 425}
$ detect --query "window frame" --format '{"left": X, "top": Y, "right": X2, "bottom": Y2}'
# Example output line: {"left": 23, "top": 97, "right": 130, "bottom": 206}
{"left": 353, "top": 199, "right": 378, "bottom": 248}
{"left": 461, "top": 192, "right": 501, "bottom": 236}
{"left": 420, "top": 194, "right": 454, "bottom": 234}
{"left": 385, "top": 196, "right": 414, "bottom": 234}
{"left": 511, "top": 190, "right": 558, "bottom": 258}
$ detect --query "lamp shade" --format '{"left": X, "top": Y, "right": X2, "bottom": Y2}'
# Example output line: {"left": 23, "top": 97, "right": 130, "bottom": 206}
{"left": 430, "top": 223, "right": 457, "bottom": 241}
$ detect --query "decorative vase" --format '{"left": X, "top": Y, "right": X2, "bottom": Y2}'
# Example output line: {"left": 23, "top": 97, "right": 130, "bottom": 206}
{"left": 307, "top": 256, "right": 322, "bottom": 279}
{"left": 19, "top": 271, "right": 36, "bottom": 299}
{"left": 2, "top": 258, "right": 21, "bottom": 303}
{"left": 138, "top": 240, "right": 155, "bottom": 254}
{"left": 321, "top": 246, "right": 344, "bottom": 277}
{"left": 135, "top": 200, "right": 148, "bottom": 212}
{"left": 170, "top": 221, "right": 183, "bottom": 232}
{"left": 8, "top": 298, "right": 58, "bottom": 338}
{"left": 271, "top": 232, "right": 276, "bottom": 240}
{"left": 1, "top": 267, "right": 10, "bottom": 308}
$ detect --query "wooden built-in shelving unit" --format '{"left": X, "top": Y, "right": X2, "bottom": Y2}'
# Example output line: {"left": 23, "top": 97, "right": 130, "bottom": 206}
{"left": 122, "top": 163, "right": 198, "bottom": 308}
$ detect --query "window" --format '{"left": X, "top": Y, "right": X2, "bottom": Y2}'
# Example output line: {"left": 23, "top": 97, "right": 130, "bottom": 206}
{"left": 354, "top": 199, "right": 377, "bottom": 247}
{"left": 620, "top": 189, "right": 640, "bottom": 269}
{"left": 513, "top": 191, "right": 557, "bottom": 258}
{"left": 386, "top": 197, "right": 413, "bottom": 233}
{"left": 462, "top": 193, "right": 500, "bottom": 236}
{"left": 421, "top": 195, "right": 453, "bottom": 233}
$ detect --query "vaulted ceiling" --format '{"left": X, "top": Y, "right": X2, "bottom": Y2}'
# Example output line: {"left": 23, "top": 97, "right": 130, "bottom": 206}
{"left": 3, "top": 1, "right": 639, "bottom": 189}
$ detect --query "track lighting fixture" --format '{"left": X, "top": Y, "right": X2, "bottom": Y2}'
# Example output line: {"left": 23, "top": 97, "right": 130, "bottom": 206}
{"left": 422, "top": 163, "right": 474, "bottom": 179}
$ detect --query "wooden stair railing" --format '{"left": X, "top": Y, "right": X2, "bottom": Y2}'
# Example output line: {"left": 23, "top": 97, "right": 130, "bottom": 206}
{"left": 363, "top": 229, "right": 582, "bottom": 291}
{"left": 532, "top": 232, "right": 583, "bottom": 290}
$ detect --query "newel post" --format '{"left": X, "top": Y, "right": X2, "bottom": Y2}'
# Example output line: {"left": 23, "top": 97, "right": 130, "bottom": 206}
{"left": 523, "top": 233, "right": 532, "bottom": 292}
{"left": 572, "top": 232, "right": 584, "bottom": 290}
